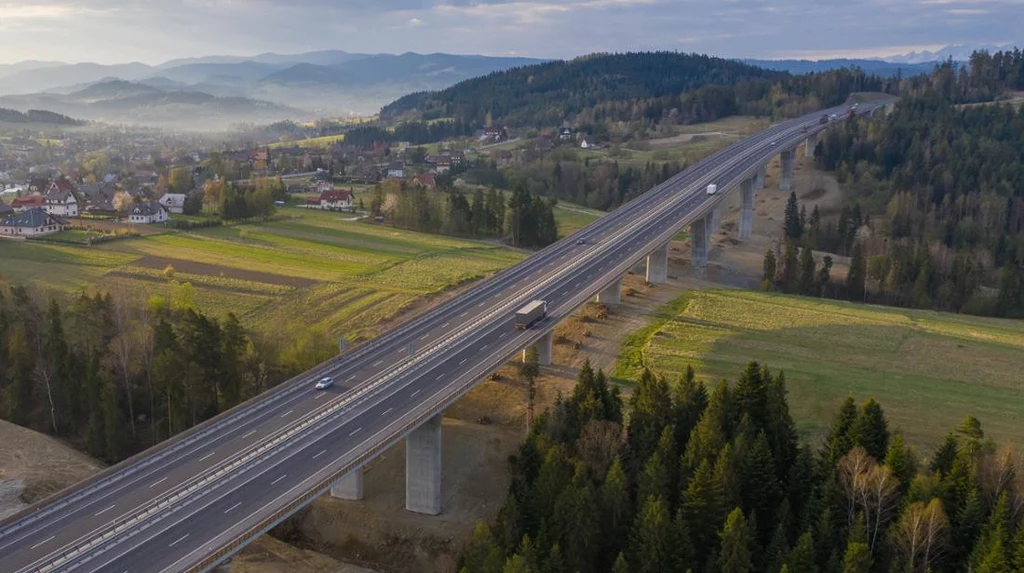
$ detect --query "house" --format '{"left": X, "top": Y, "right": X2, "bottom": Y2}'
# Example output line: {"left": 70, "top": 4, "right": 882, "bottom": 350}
{"left": 1, "top": 207, "right": 68, "bottom": 238}
{"left": 558, "top": 127, "right": 573, "bottom": 141}
{"left": 412, "top": 173, "right": 437, "bottom": 189}
{"left": 481, "top": 126, "right": 508, "bottom": 142}
{"left": 320, "top": 189, "right": 354, "bottom": 212}
{"left": 536, "top": 135, "right": 555, "bottom": 152}
{"left": 128, "top": 201, "right": 169, "bottom": 224}
{"left": 387, "top": 161, "right": 405, "bottom": 179}
{"left": 43, "top": 180, "right": 80, "bottom": 217}
{"left": 11, "top": 194, "right": 45, "bottom": 212}
{"left": 580, "top": 136, "right": 601, "bottom": 150}
{"left": 159, "top": 193, "right": 187, "bottom": 214}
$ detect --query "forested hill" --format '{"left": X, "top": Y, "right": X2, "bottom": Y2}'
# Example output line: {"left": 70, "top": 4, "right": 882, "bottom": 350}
{"left": 0, "top": 107, "right": 82, "bottom": 125}
{"left": 379, "top": 51, "right": 890, "bottom": 129}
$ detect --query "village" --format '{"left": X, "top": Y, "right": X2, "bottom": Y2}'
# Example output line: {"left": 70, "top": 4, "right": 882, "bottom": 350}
{"left": 0, "top": 121, "right": 603, "bottom": 240}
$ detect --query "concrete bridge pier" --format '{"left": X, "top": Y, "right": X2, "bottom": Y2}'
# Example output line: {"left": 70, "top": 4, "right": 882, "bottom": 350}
{"left": 691, "top": 215, "right": 710, "bottom": 268}
{"left": 523, "top": 330, "right": 553, "bottom": 366}
{"left": 595, "top": 276, "right": 623, "bottom": 305}
{"left": 780, "top": 150, "right": 794, "bottom": 190}
{"left": 709, "top": 205, "right": 722, "bottom": 235}
{"left": 754, "top": 165, "right": 766, "bottom": 190}
{"left": 646, "top": 242, "right": 669, "bottom": 284}
{"left": 739, "top": 178, "right": 755, "bottom": 240}
{"left": 804, "top": 132, "right": 817, "bottom": 158}
{"left": 406, "top": 413, "right": 442, "bottom": 515}
{"left": 330, "top": 467, "right": 364, "bottom": 500}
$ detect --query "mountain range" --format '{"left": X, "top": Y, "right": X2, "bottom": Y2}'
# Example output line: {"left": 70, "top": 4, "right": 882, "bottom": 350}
{"left": 0, "top": 51, "right": 545, "bottom": 126}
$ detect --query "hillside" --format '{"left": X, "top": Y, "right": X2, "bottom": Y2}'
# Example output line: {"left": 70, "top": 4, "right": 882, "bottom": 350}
{"left": 381, "top": 52, "right": 786, "bottom": 125}
{"left": 0, "top": 107, "right": 82, "bottom": 125}
{"left": 742, "top": 57, "right": 937, "bottom": 76}
{"left": 380, "top": 52, "right": 889, "bottom": 130}
{"left": 0, "top": 80, "right": 299, "bottom": 130}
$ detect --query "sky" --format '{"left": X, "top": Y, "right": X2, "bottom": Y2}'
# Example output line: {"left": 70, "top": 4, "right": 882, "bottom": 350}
{"left": 0, "top": 0, "right": 1019, "bottom": 65}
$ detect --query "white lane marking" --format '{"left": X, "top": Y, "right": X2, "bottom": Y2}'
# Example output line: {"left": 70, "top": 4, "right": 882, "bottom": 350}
{"left": 224, "top": 502, "right": 242, "bottom": 514}
{"left": 346, "top": 376, "right": 356, "bottom": 382}
{"left": 443, "top": 321, "right": 451, "bottom": 327}
{"left": 198, "top": 451, "right": 216, "bottom": 462}
{"left": 481, "top": 344, "right": 488, "bottom": 350}
{"left": 562, "top": 290, "right": 568, "bottom": 295}
{"left": 313, "top": 449, "right": 327, "bottom": 459}
{"left": 373, "top": 360, "right": 383, "bottom": 367}
{"left": 436, "top": 373, "right": 444, "bottom": 381}
{"left": 271, "top": 474, "right": 288, "bottom": 486}
{"left": 280, "top": 409, "right": 294, "bottom": 418}
{"left": 242, "top": 429, "right": 257, "bottom": 439}
{"left": 314, "top": 392, "right": 329, "bottom": 400}
{"left": 411, "top": 389, "right": 421, "bottom": 398}
{"left": 459, "top": 358, "right": 467, "bottom": 365}
{"left": 169, "top": 533, "right": 190, "bottom": 547}
{"left": 149, "top": 477, "right": 168, "bottom": 488}
{"left": 31, "top": 535, "right": 55, "bottom": 550}
{"left": 382, "top": 407, "right": 393, "bottom": 416}
{"left": 500, "top": 333, "right": 508, "bottom": 339}
{"left": 348, "top": 427, "right": 362, "bottom": 437}
{"left": 94, "top": 504, "right": 116, "bottom": 516}
{"left": 420, "top": 333, "right": 430, "bottom": 340}
{"left": 460, "top": 311, "right": 468, "bottom": 317}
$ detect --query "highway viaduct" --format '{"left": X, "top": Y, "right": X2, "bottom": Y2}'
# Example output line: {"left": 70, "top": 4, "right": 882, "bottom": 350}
{"left": 0, "top": 100, "right": 892, "bottom": 573}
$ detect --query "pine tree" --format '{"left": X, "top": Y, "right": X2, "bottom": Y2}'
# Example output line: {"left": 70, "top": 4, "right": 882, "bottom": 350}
{"left": 630, "top": 496, "right": 676, "bottom": 573}
{"left": 799, "top": 246, "right": 817, "bottom": 295}
{"left": 462, "top": 522, "right": 504, "bottom": 573}
{"left": 601, "top": 457, "right": 632, "bottom": 559}
{"left": 846, "top": 241, "right": 867, "bottom": 301}
{"left": 718, "top": 508, "right": 753, "bottom": 573}
{"left": 884, "top": 432, "right": 917, "bottom": 491}
{"left": 100, "top": 376, "right": 128, "bottom": 462}
{"left": 626, "top": 369, "right": 673, "bottom": 479}
{"left": 784, "top": 531, "right": 819, "bottom": 573}
{"left": 673, "top": 509, "right": 697, "bottom": 572}
{"left": 637, "top": 426, "right": 677, "bottom": 506}
{"left": 821, "top": 397, "right": 857, "bottom": 466}
{"left": 851, "top": 398, "right": 889, "bottom": 461}
{"left": 611, "top": 553, "right": 629, "bottom": 573}
{"left": 762, "top": 248, "right": 778, "bottom": 291}
{"left": 930, "top": 434, "right": 959, "bottom": 477}
{"left": 682, "top": 459, "right": 724, "bottom": 567}
{"left": 672, "top": 366, "right": 708, "bottom": 454}
{"left": 741, "top": 432, "right": 782, "bottom": 544}
{"left": 784, "top": 191, "right": 803, "bottom": 240}
{"left": 816, "top": 255, "right": 833, "bottom": 296}
{"left": 781, "top": 241, "right": 799, "bottom": 293}
{"left": 1012, "top": 520, "right": 1024, "bottom": 571}
{"left": 841, "top": 541, "right": 872, "bottom": 573}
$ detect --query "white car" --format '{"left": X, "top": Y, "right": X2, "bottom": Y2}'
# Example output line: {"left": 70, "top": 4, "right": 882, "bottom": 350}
{"left": 315, "top": 376, "right": 334, "bottom": 390}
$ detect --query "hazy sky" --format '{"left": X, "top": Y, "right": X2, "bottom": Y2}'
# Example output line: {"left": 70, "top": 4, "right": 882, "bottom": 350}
{"left": 0, "top": 0, "right": 1018, "bottom": 64}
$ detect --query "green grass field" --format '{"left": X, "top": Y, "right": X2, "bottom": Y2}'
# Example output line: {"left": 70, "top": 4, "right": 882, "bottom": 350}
{"left": 615, "top": 290, "right": 1024, "bottom": 451}
{"left": 0, "top": 209, "right": 523, "bottom": 341}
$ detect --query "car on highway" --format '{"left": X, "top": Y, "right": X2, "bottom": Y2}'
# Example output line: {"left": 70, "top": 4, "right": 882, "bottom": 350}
{"left": 706, "top": 183, "right": 718, "bottom": 195}
{"left": 576, "top": 238, "right": 586, "bottom": 245}
{"left": 315, "top": 376, "right": 334, "bottom": 390}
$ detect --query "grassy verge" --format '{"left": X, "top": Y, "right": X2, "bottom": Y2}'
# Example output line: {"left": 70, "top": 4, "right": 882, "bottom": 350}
{"left": 615, "top": 289, "right": 1024, "bottom": 450}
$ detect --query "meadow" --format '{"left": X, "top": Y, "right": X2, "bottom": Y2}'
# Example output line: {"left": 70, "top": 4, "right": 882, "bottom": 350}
{"left": 0, "top": 208, "right": 523, "bottom": 341}
{"left": 615, "top": 289, "right": 1024, "bottom": 451}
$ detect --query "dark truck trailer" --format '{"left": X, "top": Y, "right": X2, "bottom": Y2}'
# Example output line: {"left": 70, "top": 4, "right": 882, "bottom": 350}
{"left": 514, "top": 300, "right": 548, "bottom": 330}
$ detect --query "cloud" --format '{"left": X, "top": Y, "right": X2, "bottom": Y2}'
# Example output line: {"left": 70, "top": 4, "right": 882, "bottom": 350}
{"left": 0, "top": 0, "right": 1018, "bottom": 65}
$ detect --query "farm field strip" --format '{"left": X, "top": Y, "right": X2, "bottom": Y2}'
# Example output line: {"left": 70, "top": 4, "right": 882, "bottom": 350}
{"left": 617, "top": 289, "right": 1024, "bottom": 450}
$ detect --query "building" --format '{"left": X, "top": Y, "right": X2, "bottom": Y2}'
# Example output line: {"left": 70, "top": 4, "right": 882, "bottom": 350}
{"left": 128, "top": 201, "right": 169, "bottom": 224}
{"left": 159, "top": 193, "right": 187, "bottom": 214}
{"left": 320, "top": 189, "right": 354, "bottom": 212}
{"left": 580, "top": 136, "right": 601, "bottom": 150}
{"left": 387, "top": 161, "right": 406, "bottom": 179}
{"left": 558, "top": 127, "right": 573, "bottom": 141}
{"left": 1, "top": 207, "right": 68, "bottom": 237}
{"left": 412, "top": 173, "right": 437, "bottom": 189}
{"left": 43, "top": 180, "right": 80, "bottom": 217}
{"left": 10, "top": 194, "right": 45, "bottom": 212}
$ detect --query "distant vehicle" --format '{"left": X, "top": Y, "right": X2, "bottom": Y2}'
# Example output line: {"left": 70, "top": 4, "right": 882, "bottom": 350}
{"left": 706, "top": 184, "right": 718, "bottom": 195}
{"left": 820, "top": 114, "right": 829, "bottom": 125}
{"left": 315, "top": 376, "right": 333, "bottom": 390}
{"left": 514, "top": 300, "right": 548, "bottom": 330}
{"left": 576, "top": 238, "right": 586, "bottom": 245}
{"left": 769, "top": 141, "right": 777, "bottom": 146}
{"left": 830, "top": 113, "right": 839, "bottom": 120}
{"left": 802, "top": 126, "right": 809, "bottom": 133}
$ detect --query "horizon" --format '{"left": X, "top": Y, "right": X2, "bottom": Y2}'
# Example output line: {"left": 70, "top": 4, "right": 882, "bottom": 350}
{"left": 0, "top": 1, "right": 1018, "bottom": 66}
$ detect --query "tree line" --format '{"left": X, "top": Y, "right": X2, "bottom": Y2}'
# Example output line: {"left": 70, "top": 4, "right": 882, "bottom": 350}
{"left": 344, "top": 118, "right": 477, "bottom": 147}
{"left": 780, "top": 52, "right": 1024, "bottom": 316}
{"left": 380, "top": 52, "right": 890, "bottom": 132}
{"left": 459, "top": 361, "right": 1024, "bottom": 573}
{"left": 370, "top": 179, "right": 558, "bottom": 249}
{"left": 0, "top": 284, "right": 336, "bottom": 463}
